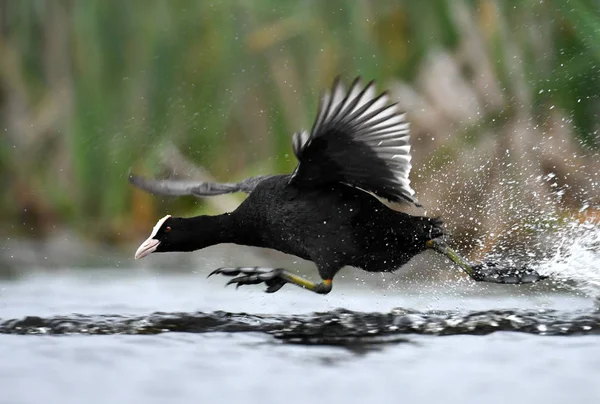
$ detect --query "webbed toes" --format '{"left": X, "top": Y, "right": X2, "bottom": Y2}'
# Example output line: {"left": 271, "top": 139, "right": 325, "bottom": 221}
{"left": 470, "top": 262, "right": 547, "bottom": 284}
{"left": 208, "top": 266, "right": 269, "bottom": 278}
{"left": 209, "top": 267, "right": 287, "bottom": 292}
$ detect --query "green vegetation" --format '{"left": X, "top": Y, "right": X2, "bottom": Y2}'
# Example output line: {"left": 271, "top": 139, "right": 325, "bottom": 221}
{"left": 0, "top": 0, "right": 598, "bottom": 249}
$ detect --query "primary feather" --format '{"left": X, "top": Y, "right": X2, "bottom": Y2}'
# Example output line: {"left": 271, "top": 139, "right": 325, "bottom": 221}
{"left": 290, "top": 77, "right": 417, "bottom": 205}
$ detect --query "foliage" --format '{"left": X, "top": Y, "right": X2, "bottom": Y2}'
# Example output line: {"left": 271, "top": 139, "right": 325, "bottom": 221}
{"left": 0, "top": 0, "right": 598, "bottom": 245}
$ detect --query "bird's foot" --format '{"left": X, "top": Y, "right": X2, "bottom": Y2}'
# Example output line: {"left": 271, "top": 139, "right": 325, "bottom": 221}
{"left": 208, "top": 267, "right": 332, "bottom": 294}
{"left": 470, "top": 262, "right": 548, "bottom": 284}
{"left": 208, "top": 267, "right": 288, "bottom": 293}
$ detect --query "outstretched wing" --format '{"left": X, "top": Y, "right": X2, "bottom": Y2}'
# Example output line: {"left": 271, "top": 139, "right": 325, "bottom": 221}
{"left": 290, "top": 77, "right": 418, "bottom": 205}
{"left": 129, "top": 174, "right": 271, "bottom": 197}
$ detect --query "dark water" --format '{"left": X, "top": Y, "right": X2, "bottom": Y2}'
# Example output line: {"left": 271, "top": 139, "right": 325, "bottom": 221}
{"left": 1, "top": 268, "right": 600, "bottom": 404}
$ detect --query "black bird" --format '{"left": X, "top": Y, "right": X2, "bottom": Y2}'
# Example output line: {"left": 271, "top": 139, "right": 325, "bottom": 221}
{"left": 131, "top": 78, "right": 545, "bottom": 294}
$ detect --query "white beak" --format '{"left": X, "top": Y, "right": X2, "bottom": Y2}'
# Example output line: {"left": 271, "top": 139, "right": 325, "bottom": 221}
{"left": 135, "top": 238, "right": 160, "bottom": 259}
{"left": 134, "top": 214, "right": 171, "bottom": 260}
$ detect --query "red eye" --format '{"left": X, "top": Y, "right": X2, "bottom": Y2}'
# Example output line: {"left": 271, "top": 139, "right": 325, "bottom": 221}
{"left": 165, "top": 226, "right": 171, "bottom": 233}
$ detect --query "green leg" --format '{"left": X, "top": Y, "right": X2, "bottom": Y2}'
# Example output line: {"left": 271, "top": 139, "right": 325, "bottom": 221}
{"left": 280, "top": 272, "right": 333, "bottom": 294}
{"left": 425, "top": 239, "right": 475, "bottom": 278}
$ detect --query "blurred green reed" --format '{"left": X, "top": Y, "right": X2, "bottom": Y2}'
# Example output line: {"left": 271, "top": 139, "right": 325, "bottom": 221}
{"left": 0, "top": 0, "right": 598, "bottom": 242}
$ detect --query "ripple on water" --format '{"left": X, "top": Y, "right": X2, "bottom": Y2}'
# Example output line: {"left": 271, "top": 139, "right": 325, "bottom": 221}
{"left": 1, "top": 308, "right": 600, "bottom": 345}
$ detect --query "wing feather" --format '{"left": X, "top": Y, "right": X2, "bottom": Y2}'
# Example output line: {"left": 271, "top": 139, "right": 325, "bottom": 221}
{"left": 129, "top": 174, "right": 271, "bottom": 197}
{"left": 290, "top": 77, "right": 418, "bottom": 205}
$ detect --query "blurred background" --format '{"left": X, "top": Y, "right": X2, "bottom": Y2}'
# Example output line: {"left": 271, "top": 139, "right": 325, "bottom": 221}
{"left": 1, "top": 0, "right": 599, "bottom": 274}
{"left": 3, "top": 5, "right": 600, "bottom": 404}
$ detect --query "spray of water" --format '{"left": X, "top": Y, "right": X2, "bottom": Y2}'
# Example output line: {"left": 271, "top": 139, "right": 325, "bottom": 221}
{"left": 422, "top": 146, "right": 600, "bottom": 298}
{"left": 538, "top": 215, "right": 600, "bottom": 297}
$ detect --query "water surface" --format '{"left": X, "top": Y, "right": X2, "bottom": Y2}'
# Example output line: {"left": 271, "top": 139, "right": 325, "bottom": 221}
{"left": 1, "top": 266, "right": 599, "bottom": 404}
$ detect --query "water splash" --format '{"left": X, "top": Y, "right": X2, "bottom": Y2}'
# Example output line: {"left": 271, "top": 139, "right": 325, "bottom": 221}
{"left": 539, "top": 217, "right": 600, "bottom": 297}
{"left": 446, "top": 156, "right": 600, "bottom": 298}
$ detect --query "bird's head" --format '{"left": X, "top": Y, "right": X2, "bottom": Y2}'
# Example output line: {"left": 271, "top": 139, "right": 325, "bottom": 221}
{"left": 134, "top": 214, "right": 227, "bottom": 259}
{"left": 134, "top": 214, "right": 177, "bottom": 259}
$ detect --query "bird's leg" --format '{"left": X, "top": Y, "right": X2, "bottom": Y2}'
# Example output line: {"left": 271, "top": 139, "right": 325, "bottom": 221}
{"left": 425, "top": 238, "right": 547, "bottom": 284}
{"left": 425, "top": 239, "right": 475, "bottom": 278}
{"left": 208, "top": 267, "right": 333, "bottom": 294}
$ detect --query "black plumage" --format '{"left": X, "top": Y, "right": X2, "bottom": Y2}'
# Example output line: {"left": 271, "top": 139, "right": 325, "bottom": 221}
{"left": 131, "top": 77, "right": 545, "bottom": 294}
